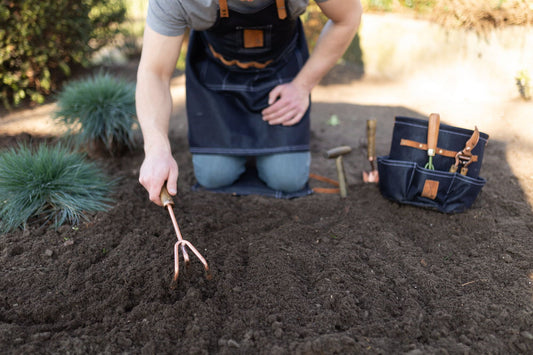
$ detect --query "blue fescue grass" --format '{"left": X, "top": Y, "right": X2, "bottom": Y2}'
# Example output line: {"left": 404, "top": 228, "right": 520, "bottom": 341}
{"left": 0, "top": 143, "right": 115, "bottom": 234}
{"left": 54, "top": 72, "right": 138, "bottom": 155}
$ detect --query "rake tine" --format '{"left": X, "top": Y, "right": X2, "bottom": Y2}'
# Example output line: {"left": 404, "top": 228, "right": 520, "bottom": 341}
{"left": 167, "top": 204, "right": 191, "bottom": 266}
{"left": 173, "top": 242, "right": 181, "bottom": 281}
{"left": 174, "top": 240, "right": 212, "bottom": 281}
{"left": 161, "top": 185, "right": 211, "bottom": 285}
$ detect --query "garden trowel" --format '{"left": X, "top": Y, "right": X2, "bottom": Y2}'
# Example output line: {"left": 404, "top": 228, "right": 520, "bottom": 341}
{"left": 362, "top": 119, "right": 379, "bottom": 183}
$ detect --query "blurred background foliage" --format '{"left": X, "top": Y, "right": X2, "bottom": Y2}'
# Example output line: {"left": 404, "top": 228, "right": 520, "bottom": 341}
{"left": 301, "top": 0, "right": 533, "bottom": 73}
{"left": 0, "top": 0, "right": 127, "bottom": 109}
{"left": 360, "top": 0, "right": 533, "bottom": 30}
{"left": 1, "top": 0, "right": 532, "bottom": 109}
{"left": 430, "top": 0, "right": 533, "bottom": 33}
{"left": 306, "top": 0, "right": 533, "bottom": 33}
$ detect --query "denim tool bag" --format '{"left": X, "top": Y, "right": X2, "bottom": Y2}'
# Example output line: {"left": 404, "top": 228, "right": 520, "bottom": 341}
{"left": 377, "top": 114, "right": 490, "bottom": 213}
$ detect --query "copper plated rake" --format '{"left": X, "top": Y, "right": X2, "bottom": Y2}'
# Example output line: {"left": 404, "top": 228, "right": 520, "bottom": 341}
{"left": 160, "top": 186, "right": 212, "bottom": 286}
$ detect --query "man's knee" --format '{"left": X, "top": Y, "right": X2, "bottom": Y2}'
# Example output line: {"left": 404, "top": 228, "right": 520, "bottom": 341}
{"left": 257, "top": 152, "right": 310, "bottom": 193}
{"left": 192, "top": 154, "right": 246, "bottom": 189}
{"left": 264, "top": 174, "right": 308, "bottom": 192}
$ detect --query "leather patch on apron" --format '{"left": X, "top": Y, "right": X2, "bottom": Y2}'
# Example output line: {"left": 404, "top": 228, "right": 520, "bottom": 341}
{"left": 243, "top": 29, "right": 264, "bottom": 48}
{"left": 421, "top": 179, "right": 439, "bottom": 200}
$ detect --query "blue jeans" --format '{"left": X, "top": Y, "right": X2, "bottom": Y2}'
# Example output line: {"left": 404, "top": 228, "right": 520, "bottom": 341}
{"left": 192, "top": 152, "right": 310, "bottom": 192}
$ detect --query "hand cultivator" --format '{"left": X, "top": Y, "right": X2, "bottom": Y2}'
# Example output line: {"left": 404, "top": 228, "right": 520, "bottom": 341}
{"left": 424, "top": 113, "right": 440, "bottom": 170}
{"left": 160, "top": 186, "right": 212, "bottom": 287}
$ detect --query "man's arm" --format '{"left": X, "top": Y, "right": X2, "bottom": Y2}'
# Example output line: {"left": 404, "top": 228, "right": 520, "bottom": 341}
{"left": 262, "top": 0, "right": 362, "bottom": 126}
{"left": 136, "top": 25, "right": 184, "bottom": 205}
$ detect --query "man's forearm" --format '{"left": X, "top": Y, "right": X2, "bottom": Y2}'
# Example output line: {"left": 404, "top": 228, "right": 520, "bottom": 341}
{"left": 293, "top": 0, "right": 362, "bottom": 92}
{"left": 136, "top": 27, "right": 184, "bottom": 156}
{"left": 136, "top": 71, "right": 173, "bottom": 155}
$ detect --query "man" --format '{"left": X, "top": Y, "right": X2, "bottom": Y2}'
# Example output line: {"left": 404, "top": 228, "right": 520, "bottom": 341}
{"left": 137, "top": 0, "right": 363, "bottom": 205}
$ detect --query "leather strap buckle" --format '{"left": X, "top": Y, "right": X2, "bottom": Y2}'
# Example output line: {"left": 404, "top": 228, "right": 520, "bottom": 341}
{"left": 449, "top": 126, "right": 480, "bottom": 175}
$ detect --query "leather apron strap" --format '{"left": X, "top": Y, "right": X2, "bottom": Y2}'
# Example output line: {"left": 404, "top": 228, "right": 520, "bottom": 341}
{"left": 220, "top": 0, "right": 287, "bottom": 20}
{"left": 275, "top": 0, "right": 287, "bottom": 19}
{"left": 219, "top": 0, "right": 229, "bottom": 18}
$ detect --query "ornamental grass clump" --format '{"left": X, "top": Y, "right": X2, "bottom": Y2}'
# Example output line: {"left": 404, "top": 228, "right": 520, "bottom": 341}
{"left": 54, "top": 72, "right": 138, "bottom": 156}
{"left": 0, "top": 143, "right": 115, "bottom": 234}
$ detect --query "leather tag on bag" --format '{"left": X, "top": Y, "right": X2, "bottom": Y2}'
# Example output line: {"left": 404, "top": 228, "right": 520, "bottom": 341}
{"left": 243, "top": 29, "right": 264, "bottom": 48}
{"left": 421, "top": 179, "right": 439, "bottom": 200}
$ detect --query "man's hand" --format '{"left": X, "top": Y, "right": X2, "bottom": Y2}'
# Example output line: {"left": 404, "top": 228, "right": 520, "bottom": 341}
{"left": 138, "top": 149, "right": 179, "bottom": 206}
{"left": 261, "top": 82, "right": 310, "bottom": 126}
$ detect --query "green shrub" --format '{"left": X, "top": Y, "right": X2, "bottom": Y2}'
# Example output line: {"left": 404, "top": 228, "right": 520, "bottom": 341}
{"left": 0, "top": 143, "right": 115, "bottom": 234}
{"left": 0, "top": 0, "right": 126, "bottom": 109}
{"left": 54, "top": 72, "right": 138, "bottom": 155}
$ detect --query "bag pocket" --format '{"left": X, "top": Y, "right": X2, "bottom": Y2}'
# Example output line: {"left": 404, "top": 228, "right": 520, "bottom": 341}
{"left": 377, "top": 156, "right": 486, "bottom": 213}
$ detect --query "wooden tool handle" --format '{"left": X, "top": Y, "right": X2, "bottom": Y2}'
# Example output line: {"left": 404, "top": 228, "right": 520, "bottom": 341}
{"left": 160, "top": 185, "right": 174, "bottom": 207}
{"left": 427, "top": 113, "right": 440, "bottom": 156}
{"left": 366, "top": 119, "right": 377, "bottom": 159}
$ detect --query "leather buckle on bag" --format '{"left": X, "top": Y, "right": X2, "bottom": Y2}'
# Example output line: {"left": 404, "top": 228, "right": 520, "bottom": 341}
{"left": 449, "top": 126, "right": 480, "bottom": 176}
{"left": 450, "top": 151, "right": 474, "bottom": 175}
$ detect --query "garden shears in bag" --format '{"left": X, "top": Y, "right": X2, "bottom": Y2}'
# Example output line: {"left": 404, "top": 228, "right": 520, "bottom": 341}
{"left": 449, "top": 126, "right": 480, "bottom": 176}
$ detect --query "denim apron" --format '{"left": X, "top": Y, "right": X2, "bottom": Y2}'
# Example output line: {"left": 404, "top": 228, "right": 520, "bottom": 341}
{"left": 185, "top": 0, "right": 311, "bottom": 155}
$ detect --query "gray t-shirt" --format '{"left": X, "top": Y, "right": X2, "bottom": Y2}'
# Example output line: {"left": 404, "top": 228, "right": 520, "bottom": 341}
{"left": 147, "top": 0, "right": 328, "bottom": 36}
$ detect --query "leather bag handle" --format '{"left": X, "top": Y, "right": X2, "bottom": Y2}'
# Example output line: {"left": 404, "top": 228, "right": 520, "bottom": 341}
{"left": 427, "top": 113, "right": 440, "bottom": 157}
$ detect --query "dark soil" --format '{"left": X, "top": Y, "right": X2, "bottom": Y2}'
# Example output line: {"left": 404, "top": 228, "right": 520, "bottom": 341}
{"left": 2, "top": 66, "right": 533, "bottom": 354}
